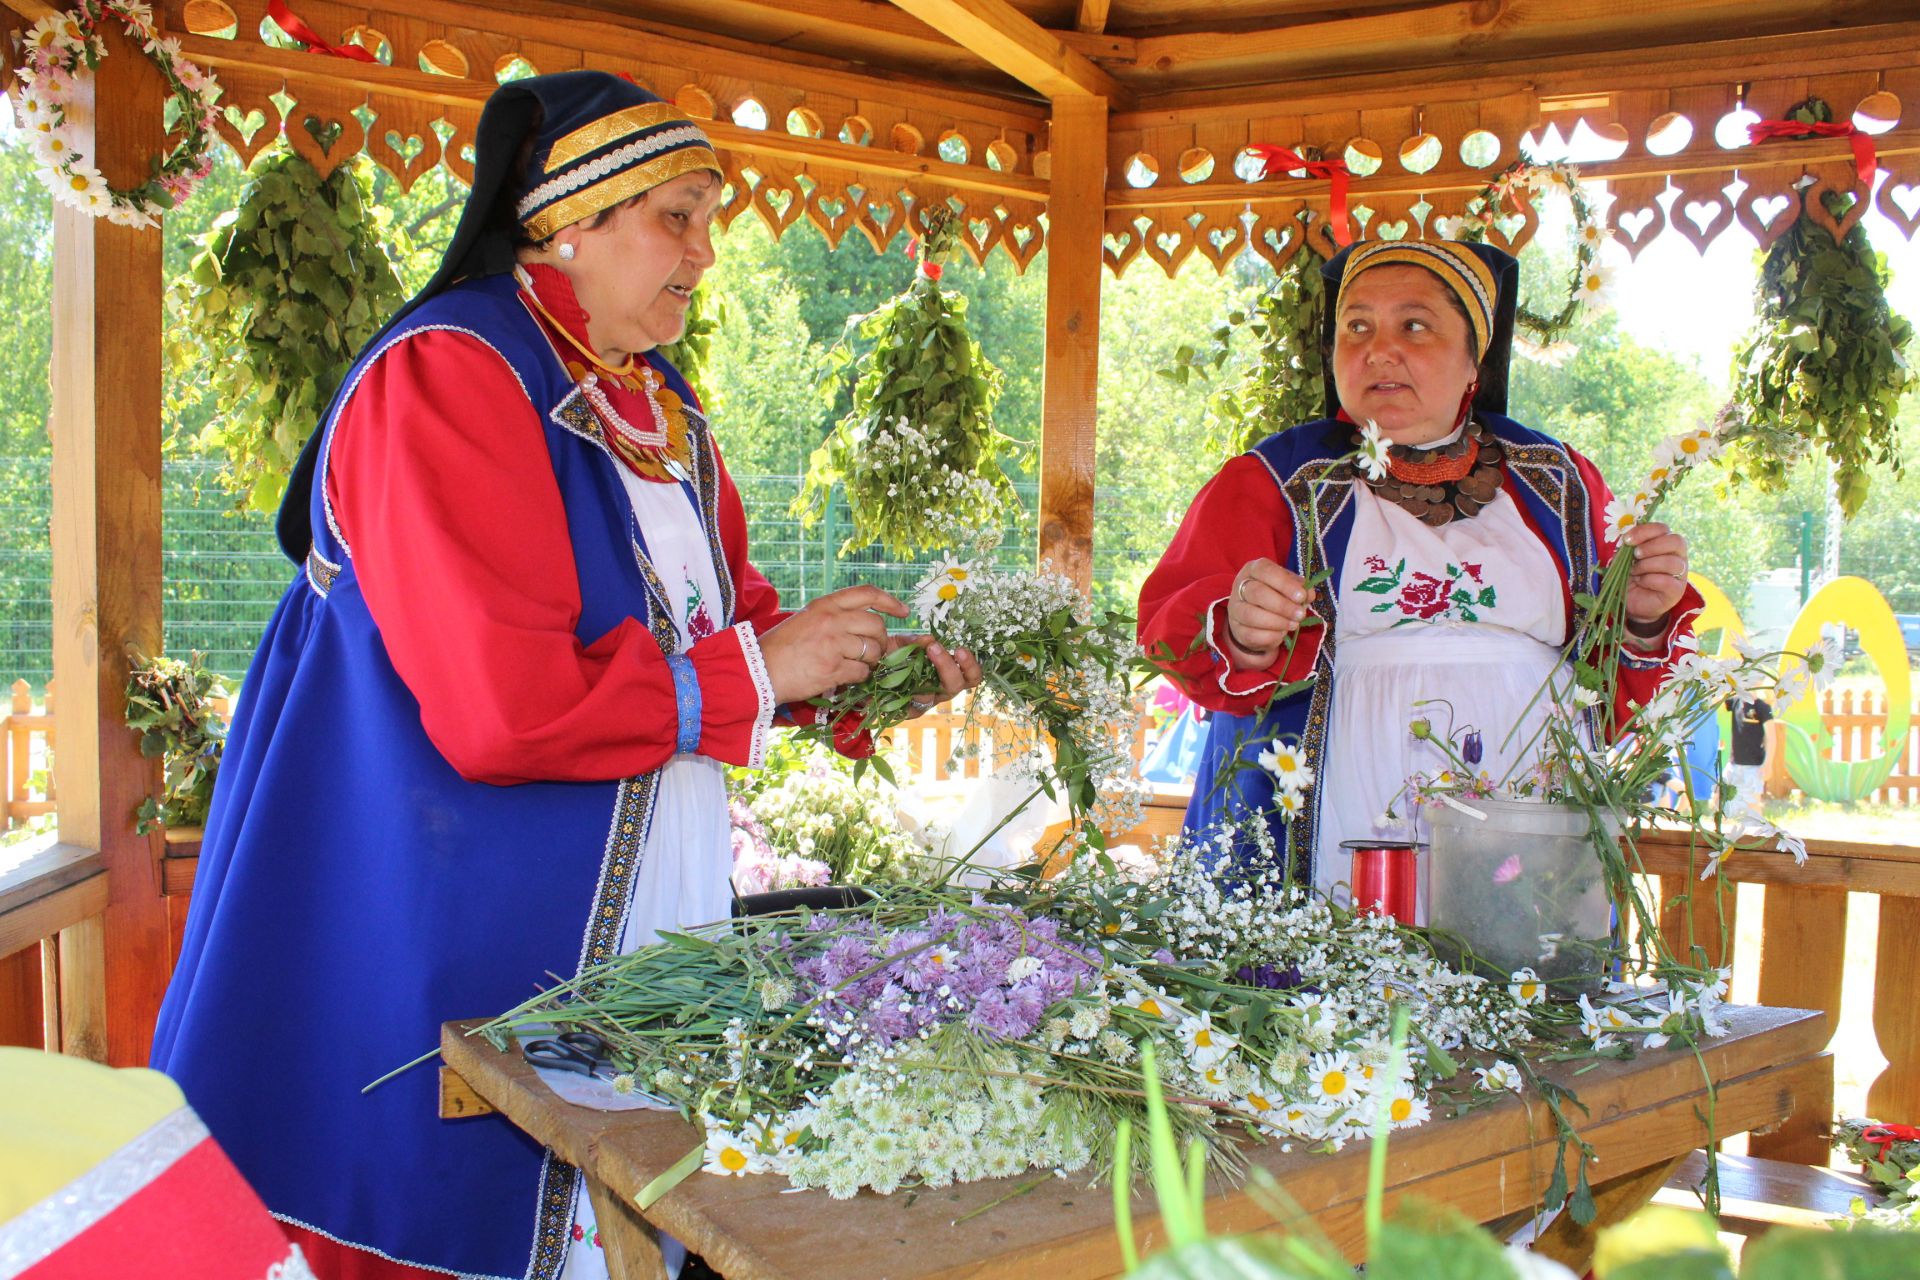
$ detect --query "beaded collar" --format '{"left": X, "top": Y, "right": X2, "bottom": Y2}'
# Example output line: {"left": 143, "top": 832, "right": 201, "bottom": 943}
{"left": 518, "top": 264, "right": 692, "bottom": 483}
{"left": 1349, "top": 419, "right": 1505, "bottom": 527}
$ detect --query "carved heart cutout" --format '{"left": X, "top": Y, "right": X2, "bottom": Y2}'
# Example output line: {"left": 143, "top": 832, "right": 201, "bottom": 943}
{"left": 1102, "top": 226, "right": 1140, "bottom": 273}
{"left": 815, "top": 196, "right": 848, "bottom": 220}
{"left": 968, "top": 217, "right": 993, "bottom": 248}
{"left": 303, "top": 115, "right": 343, "bottom": 153}
{"left": 866, "top": 201, "right": 893, "bottom": 227}
{"left": 224, "top": 106, "right": 266, "bottom": 142}
{"left": 1011, "top": 222, "right": 1035, "bottom": 248}
{"left": 1154, "top": 230, "right": 1183, "bottom": 255}
{"left": 1373, "top": 219, "right": 1410, "bottom": 241}
{"left": 1675, "top": 198, "right": 1730, "bottom": 252}
{"left": 388, "top": 130, "right": 426, "bottom": 163}
{"left": 459, "top": 144, "right": 476, "bottom": 165}
{"left": 1748, "top": 194, "right": 1793, "bottom": 230}
{"left": 1490, "top": 211, "right": 1528, "bottom": 245}
{"left": 1803, "top": 178, "right": 1868, "bottom": 243}
{"left": 1614, "top": 205, "right": 1662, "bottom": 252}
{"left": 1207, "top": 226, "right": 1239, "bottom": 253}
{"left": 1876, "top": 182, "right": 1920, "bottom": 238}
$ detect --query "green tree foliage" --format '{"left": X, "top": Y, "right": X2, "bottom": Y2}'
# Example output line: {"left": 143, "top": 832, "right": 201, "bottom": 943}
{"left": 167, "top": 148, "right": 408, "bottom": 512}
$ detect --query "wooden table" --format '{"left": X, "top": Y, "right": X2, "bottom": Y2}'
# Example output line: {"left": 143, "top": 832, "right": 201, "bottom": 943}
{"left": 440, "top": 1005, "right": 1827, "bottom": 1279}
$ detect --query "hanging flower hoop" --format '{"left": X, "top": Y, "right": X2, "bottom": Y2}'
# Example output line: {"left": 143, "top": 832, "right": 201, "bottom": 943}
{"left": 1439, "top": 158, "right": 1611, "bottom": 356}
{"left": 11, "top": 0, "right": 222, "bottom": 228}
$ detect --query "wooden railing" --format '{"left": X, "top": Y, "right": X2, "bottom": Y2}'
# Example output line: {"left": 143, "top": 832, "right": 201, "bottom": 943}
{"left": 0, "top": 842, "right": 108, "bottom": 1056}
{"left": 2, "top": 680, "right": 55, "bottom": 834}
{"left": 1634, "top": 829, "right": 1920, "bottom": 1166}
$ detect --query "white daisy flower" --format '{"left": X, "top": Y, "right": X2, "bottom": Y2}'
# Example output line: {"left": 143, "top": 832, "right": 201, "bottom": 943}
{"left": 1802, "top": 635, "right": 1843, "bottom": 689}
{"left": 1474, "top": 1060, "right": 1523, "bottom": 1092}
{"left": 1378, "top": 1083, "right": 1431, "bottom": 1129}
{"left": 1306, "top": 1050, "right": 1359, "bottom": 1104}
{"left": 1119, "top": 987, "right": 1179, "bottom": 1020}
{"left": 1602, "top": 496, "right": 1639, "bottom": 544}
{"left": 1257, "top": 742, "right": 1312, "bottom": 791}
{"left": 1274, "top": 787, "right": 1307, "bottom": 820}
{"left": 1177, "top": 1011, "right": 1236, "bottom": 1068}
{"left": 702, "top": 1125, "right": 763, "bottom": 1176}
{"left": 911, "top": 557, "right": 976, "bottom": 620}
{"left": 1573, "top": 263, "right": 1616, "bottom": 306}
{"left": 1508, "top": 968, "right": 1546, "bottom": 1005}
{"left": 1355, "top": 420, "right": 1391, "bottom": 481}
{"left": 1577, "top": 221, "right": 1612, "bottom": 248}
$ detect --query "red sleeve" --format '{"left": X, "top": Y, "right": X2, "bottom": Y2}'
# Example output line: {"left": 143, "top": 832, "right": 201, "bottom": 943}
{"left": 325, "top": 331, "right": 773, "bottom": 784}
{"left": 1136, "top": 454, "right": 1324, "bottom": 716}
{"left": 1567, "top": 447, "right": 1706, "bottom": 730}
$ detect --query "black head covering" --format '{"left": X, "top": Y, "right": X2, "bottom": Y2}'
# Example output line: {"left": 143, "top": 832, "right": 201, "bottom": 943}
{"left": 276, "top": 71, "right": 717, "bottom": 561}
{"left": 1318, "top": 239, "right": 1520, "bottom": 421}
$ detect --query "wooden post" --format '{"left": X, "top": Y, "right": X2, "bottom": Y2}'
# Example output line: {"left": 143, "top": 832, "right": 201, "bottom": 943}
{"left": 1037, "top": 94, "right": 1106, "bottom": 596}
{"left": 48, "top": 18, "right": 170, "bottom": 1065}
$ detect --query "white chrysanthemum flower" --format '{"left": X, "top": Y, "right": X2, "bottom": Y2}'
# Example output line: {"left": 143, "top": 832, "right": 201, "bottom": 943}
{"left": 1378, "top": 1083, "right": 1431, "bottom": 1129}
{"left": 1602, "top": 496, "right": 1639, "bottom": 544}
{"left": 1120, "top": 987, "right": 1179, "bottom": 1020}
{"left": 1474, "top": 1060, "right": 1523, "bottom": 1092}
{"left": 1508, "top": 968, "right": 1546, "bottom": 1006}
{"left": 1177, "top": 1011, "right": 1236, "bottom": 1068}
{"left": 1355, "top": 421, "right": 1391, "bottom": 481}
{"left": 1578, "top": 221, "right": 1611, "bottom": 248}
{"left": 1257, "top": 741, "right": 1313, "bottom": 791}
{"left": 1306, "top": 1050, "right": 1359, "bottom": 1104}
{"left": 911, "top": 557, "right": 977, "bottom": 620}
{"left": 1573, "top": 263, "right": 1616, "bottom": 306}
{"left": 1802, "top": 635, "right": 1843, "bottom": 689}
{"left": 702, "top": 1125, "right": 763, "bottom": 1176}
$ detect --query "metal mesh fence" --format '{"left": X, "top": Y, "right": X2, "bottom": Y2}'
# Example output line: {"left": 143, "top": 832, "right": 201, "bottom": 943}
{"left": 0, "top": 460, "right": 1174, "bottom": 691}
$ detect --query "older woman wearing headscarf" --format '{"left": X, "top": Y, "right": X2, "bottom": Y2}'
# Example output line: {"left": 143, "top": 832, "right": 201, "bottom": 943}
{"left": 1139, "top": 240, "right": 1701, "bottom": 901}
{"left": 153, "top": 71, "right": 980, "bottom": 1280}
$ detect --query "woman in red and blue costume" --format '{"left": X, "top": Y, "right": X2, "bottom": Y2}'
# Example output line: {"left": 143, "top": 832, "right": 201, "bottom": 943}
{"left": 153, "top": 72, "right": 980, "bottom": 1280}
{"left": 1139, "top": 240, "right": 1701, "bottom": 900}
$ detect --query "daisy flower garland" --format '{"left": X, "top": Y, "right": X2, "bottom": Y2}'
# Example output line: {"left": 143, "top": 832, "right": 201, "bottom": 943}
{"left": 12, "top": 2, "right": 223, "bottom": 228}
{"left": 1447, "top": 157, "right": 1611, "bottom": 350}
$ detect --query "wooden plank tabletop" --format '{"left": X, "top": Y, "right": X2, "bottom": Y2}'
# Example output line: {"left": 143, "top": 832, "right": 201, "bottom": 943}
{"left": 441, "top": 1005, "right": 1826, "bottom": 1280}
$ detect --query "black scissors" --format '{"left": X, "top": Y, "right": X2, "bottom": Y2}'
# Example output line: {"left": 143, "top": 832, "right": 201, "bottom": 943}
{"left": 522, "top": 1031, "right": 618, "bottom": 1081}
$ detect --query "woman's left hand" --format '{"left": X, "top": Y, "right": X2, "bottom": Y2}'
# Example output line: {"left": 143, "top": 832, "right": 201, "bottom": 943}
{"left": 889, "top": 636, "right": 983, "bottom": 719}
{"left": 1622, "top": 521, "right": 1690, "bottom": 632}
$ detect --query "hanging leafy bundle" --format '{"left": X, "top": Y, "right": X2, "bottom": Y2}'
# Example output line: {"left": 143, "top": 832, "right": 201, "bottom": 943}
{"left": 1725, "top": 99, "right": 1915, "bottom": 518}
{"left": 125, "top": 650, "right": 228, "bottom": 834}
{"left": 1158, "top": 232, "right": 1327, "bottom": 458}
{"left": 656, "top": 283, "right": 725, "bottom": 407}
{"left": 167, "top": 149, "right": 408, "bottom": 512}
{"left": 795, "top": 210, "right": 1017, "bottom": 556}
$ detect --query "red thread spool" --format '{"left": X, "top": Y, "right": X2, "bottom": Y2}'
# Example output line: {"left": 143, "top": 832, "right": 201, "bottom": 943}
{"left": 1342, "top": 840, "right": 1420, "bottom": 924}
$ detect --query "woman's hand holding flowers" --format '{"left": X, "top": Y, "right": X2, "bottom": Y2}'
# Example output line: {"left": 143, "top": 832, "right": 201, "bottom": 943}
{"left": 1224, "top": 558, "right": 1316, "bottom": 669}
{"left": 885, "top": 636, "right": 983, "bottom": 717}
{"left": 1620, "top": 522, "right": 1690, "bottom": 648}
{"left": 761, "top": 586, "right": 907, "bottom": 704}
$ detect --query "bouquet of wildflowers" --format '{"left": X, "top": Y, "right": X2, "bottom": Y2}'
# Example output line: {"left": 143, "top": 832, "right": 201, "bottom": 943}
{"left": 804, "top": 525, "right": 1149, "bottom": 838}
{"left": 466, "top": 815, "right": 1725, "bottom": 1219}
{"left": 731, "top": 766, "right": 924, "bottom": 891}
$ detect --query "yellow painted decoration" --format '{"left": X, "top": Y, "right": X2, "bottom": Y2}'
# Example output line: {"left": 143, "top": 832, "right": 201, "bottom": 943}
{"left": 1779, "top": 576, "right": 1912, "bottom": 803}
{"left": 1686, "top": 571, "right": 1747, "bottom": 660}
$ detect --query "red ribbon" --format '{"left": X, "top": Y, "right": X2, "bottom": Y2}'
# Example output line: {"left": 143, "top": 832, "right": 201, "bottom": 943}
{"left": 266, "top": 0, "right": 377, "bottom": 63}
{"left": 1861, "top": 1123, "right": 1920, "bottom": 1161}
{"left": 906, "top": 237, "right": 944, "bottom": 280}
{"left": 1746, "top": 118, "right": 1877, "bottom": 187}
{"left": 1246, "top": 143, "right": 1353, "bottom": 246}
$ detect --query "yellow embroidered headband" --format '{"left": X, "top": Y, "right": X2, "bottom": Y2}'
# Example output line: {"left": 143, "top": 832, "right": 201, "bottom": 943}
{"left": 514, "top": 92, "right": 721, "bottom": 242}
{"left": 1336, "top": 240, "right": 1500, "bottom": 360}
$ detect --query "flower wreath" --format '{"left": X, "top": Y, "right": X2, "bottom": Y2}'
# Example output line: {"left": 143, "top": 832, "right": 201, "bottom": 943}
{"left": 1441, "top": 158, "right": 1612, "bottom": 357}
{"left": 11, "top": 0, "right": 222, "bottom": 228}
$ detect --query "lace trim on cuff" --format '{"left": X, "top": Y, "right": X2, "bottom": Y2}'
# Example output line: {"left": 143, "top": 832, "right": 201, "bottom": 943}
{"left": 1620, "top": 596, "right": 1703, "bottom": 669}
{"left": 1205, "top": 596, "right": 1285, "bottom": 697}
{"left": 734, "top": 621, "right": 776, "bottom": 767}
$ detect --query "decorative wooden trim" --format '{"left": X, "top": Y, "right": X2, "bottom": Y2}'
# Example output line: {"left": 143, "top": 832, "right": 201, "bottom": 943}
{"left": 886, "top": 0, "right": 1133, "bottom": 104}
{"left": 707, "top": 119, "right": 1048, "bottom": 199}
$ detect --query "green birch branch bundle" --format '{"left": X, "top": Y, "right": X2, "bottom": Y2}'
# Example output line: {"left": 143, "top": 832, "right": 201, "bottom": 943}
{"left": 794, "top": 210, "right": 1018, "bottom": 555}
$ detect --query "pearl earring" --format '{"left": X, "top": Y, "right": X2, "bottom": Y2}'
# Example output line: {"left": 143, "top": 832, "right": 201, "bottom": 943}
{"left": 557, "top": 242, "right": 576, "bottom": 260}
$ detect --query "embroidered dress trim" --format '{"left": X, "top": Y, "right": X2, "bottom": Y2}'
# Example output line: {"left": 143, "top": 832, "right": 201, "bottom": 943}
{"left": 271, "top": 1214, "right": 498, "bottom": 1280}
{"left": 305, "top": 546, "right": 342, "bottom": 598}
{"left": 524, "top": 1154, "right": 578, "bottom": 1280}
{"left": 576, "top": 773, "right": 662, "bottom": 974}
{"left": 267, "top": 1243, "right": 320, "bottom": 1280}
{"left": 627, "top": 537, "right": 684, "bottom": 654}
{"left": 685, "top": 408, "right": 737, "bottom": 625}
{"left": 734, "top": 621, "right": 776, "bottom": 768}
{"left": 318, "top": 325, "right": 532, "bottom": 566}
{"left": 665, "top": 653, "right": 701, "bottom": 754}
{"left": 0, "top": 1107, "right": 207, "bottom": 1274}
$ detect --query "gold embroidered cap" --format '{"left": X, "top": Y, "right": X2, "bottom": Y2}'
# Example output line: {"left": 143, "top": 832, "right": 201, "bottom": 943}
{"left": 512, "top": 78, "right": 721, "bottom": 242}
{"left": 1334, "top": 240, "right": 1501, "bottom": 360}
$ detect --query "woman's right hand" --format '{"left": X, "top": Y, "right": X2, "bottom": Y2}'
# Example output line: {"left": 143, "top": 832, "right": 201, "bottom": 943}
{"left": 758, "top": 586, "right": 909, "bottom": 705}
{"left": 1223, "top": 558, "right": 1314, "bottom": 668}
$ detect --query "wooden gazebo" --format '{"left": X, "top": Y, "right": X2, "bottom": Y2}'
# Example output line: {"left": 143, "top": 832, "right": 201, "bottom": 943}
{"left": 2, "top": 0, "right": 1917, "bottom": 1241}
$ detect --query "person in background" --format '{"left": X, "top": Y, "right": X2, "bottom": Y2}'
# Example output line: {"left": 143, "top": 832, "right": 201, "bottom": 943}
{"left": 1727, "top": 694, "right": 1774, "bottom": 807}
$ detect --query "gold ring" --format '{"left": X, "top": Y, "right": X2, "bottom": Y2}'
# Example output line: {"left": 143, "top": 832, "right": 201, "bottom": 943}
{"left": 858, "top": 637, "right": 872, "bottom": 664}
{"left": 1236, "top": 578, "right": 1251, "bottom": 603}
